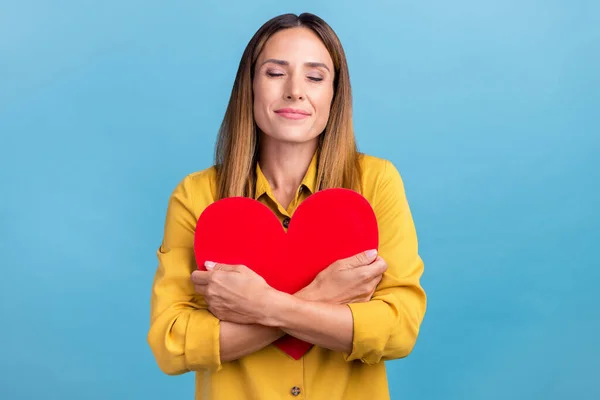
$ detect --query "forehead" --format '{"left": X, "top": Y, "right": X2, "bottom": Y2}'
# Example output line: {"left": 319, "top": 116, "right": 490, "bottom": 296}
{"left": 258, "top": 27, "right": 334, "bottom": 68}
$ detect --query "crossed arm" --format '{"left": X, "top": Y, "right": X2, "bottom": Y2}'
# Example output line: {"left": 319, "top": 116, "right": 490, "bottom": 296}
{"left": 191, "top": 251, "right": 386, "bottom": 361}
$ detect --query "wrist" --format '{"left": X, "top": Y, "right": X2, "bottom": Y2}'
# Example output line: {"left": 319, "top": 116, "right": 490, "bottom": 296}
{"left": 295, "top": 285, "right": 319, "bottom": 302}
{"left": 259, "top": 289, "right": 304, "bottom": 328}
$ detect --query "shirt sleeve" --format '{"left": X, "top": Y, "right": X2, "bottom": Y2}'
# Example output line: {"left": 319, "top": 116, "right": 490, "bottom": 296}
{"left": 344, "top": 160, "right": 427, "bottom": 365}
{"left": 147, "top": 174, "right": 223, "bottom": 375}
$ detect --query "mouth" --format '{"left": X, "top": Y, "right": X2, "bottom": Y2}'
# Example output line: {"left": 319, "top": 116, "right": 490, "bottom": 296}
{"left": 274, "top": 108, "right": 311, "bottom": 120}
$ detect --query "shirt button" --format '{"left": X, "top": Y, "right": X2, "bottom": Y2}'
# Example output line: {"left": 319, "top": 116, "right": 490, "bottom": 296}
{"left": 282, "top": 217, "right": 291, "bottom": 229}
{"left": 291, "top": 386, "right": 301, "bottom": 396}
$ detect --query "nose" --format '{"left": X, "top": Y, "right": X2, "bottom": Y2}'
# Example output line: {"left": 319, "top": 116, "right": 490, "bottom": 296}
{"left": 284, "top": 73, "right": 305, "bottom": 101}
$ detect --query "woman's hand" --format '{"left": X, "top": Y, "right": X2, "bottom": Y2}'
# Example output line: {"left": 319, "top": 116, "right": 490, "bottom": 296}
{"left": 191, "top": 262, "right": 277, "bottom": 325}
{"left": 296, "top": 250, "right": 388, "bottom": 304}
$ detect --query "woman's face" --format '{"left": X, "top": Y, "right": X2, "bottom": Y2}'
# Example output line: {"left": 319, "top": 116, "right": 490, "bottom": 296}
{"left": 253, "top": 27, "right": 335, "bottom": 145}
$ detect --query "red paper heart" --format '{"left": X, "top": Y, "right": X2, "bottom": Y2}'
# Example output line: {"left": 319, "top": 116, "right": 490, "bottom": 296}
{"left": 194, "top": 188, "right": 379, "bottom": 359}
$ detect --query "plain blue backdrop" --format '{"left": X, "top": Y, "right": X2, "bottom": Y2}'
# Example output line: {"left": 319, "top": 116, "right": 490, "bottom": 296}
{"left": 1, "top": 0, "right": 599, "bottom": 399}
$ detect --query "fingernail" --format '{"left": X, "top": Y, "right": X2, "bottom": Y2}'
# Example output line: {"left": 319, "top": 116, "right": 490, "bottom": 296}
{"left": 205, "top": 261, "right": 216, "bottom": 270}
{"left": 365, "top": 249, "right": 378, "bottom": 259}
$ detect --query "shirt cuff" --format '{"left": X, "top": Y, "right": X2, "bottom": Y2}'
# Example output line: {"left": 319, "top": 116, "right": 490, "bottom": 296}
{"left": 185, "top": 310, "right": 222, "bottom": 372}
{"left": 344, "top": 300, "right": 393, "bottom": 364}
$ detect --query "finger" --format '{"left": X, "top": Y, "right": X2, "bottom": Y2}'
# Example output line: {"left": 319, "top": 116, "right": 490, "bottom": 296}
{"left": 339, "top": 249, "right": 378, "bottom": 268}
{"left": 370, "top": 273, "right": 383, "bottom": 289}
{"left": 191, "top": 270, "right": 211, "bottom": 285}
{"left": 194, "top": 284, "right": 207, "bottom": 295}
{"left": 361, "top": 275, "right": 383, "bottom": 298}
{"left": 353, "top": 258, "right": 387, "bottom": 280}
{"left": 206, "top": 262, "right": 241, "bottom": 272}
{"left": 368, "top": 285, "right": 378, "bottom": 300}
{"left": 371, "top": 257, "right": 388, "bottom": 275}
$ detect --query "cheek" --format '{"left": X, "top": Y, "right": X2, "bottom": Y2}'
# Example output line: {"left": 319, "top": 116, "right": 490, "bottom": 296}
{"left": 253, "top": 80, "right": 278, "bottom": 111}
{"left": 252, "top": 82, "right": 271, "bottom": 129}
{"left": 313, "top": 88, "right": 334, "bottom": 122}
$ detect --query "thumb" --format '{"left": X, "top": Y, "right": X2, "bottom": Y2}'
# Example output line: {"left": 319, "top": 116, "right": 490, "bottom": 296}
{"left": 343, "top": 249, "right": 378, "bottom": 268}
{"left": 205, "top": 261, "right": 237, "bottom": 272}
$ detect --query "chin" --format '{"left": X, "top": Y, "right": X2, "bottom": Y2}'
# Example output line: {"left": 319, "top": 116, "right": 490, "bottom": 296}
{"left": 260, "top": 129, "right": 321, "bottom": 145}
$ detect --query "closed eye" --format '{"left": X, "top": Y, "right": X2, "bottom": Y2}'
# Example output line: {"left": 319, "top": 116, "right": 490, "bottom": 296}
{"left": 267, "top": 72, "right": 324, "bottom": 82}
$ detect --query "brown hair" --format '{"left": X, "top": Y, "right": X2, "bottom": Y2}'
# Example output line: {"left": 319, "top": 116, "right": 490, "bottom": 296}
{"left": 214, "top": 12, "right": 362, "bottom": 200}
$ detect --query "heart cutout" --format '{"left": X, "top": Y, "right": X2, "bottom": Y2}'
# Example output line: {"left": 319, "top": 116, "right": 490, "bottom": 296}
{"left": 194, "top": 188, "right": 379, "bottom": 359}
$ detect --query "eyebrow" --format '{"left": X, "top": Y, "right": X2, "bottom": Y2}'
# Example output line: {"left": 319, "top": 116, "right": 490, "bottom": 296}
{"left": 260, "top": 58, "right": 331, "bottom": 73}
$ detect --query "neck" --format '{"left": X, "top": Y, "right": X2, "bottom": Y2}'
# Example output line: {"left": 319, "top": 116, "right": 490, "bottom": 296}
{"left": 258, "top": 134, "right": 318, "bottom": 195}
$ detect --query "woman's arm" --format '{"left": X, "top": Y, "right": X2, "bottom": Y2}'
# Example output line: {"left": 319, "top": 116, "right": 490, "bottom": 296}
{"left": 340, "top": 160, "right": 426, "bottom": 364}
{"left": 193, "top": 253, "right": 387, "bottom": 355}
{"left": 149, "top": 174, "right": 286, "bottom": 374}
{"left": 275, "top": 160, "right": 426, "bottom": 365}
{"left": 264, "top": 160, "right": 427, "bottom": 365}
{"left": 219, "top": 322, "right": 284, "bottom": 362}
{"left": 261, "top": 293, "right": 355, "bottom": 353}
{"left": 212, "top": 252, "right": 385, "bottom": 362}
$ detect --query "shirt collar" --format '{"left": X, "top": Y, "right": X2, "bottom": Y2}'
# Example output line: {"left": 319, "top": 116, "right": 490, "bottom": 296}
{"left": 254, "top": 151, "right": 318, "bottom": 200}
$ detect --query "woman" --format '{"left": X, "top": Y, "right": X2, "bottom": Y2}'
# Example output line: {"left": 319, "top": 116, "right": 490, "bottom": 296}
{"left": 148, "top": 12, "right": 426, "bottom": 400}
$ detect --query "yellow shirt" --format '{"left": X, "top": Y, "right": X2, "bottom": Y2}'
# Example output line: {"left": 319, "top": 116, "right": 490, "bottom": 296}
{"left": 147, "top": 153, "right": 427, "bottom": 400}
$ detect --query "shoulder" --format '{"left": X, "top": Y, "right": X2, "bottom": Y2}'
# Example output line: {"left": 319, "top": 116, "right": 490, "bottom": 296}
{"left": 358, "top": 153, "right": 405, "bottom": 191}
{"left": 168, "top": 165, "right": 219, "bottom": 215}
{"left": 359, "top": 152, "right": 392, "bottom": 171}
{"left": 185, "top": 165, "right": 219, "bottom": 190}
{"left": 356, "top": 152, "right": 410, "bottom": 215}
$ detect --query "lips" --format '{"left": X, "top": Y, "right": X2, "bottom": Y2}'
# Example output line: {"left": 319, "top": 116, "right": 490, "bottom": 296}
{"left": 274, "top": 108, "right": 311, "bottom": 120}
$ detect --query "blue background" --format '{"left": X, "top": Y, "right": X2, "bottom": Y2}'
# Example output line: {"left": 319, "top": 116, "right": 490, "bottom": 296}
{"left": 1, "top": 1, "right": 598, "bottom": 399}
